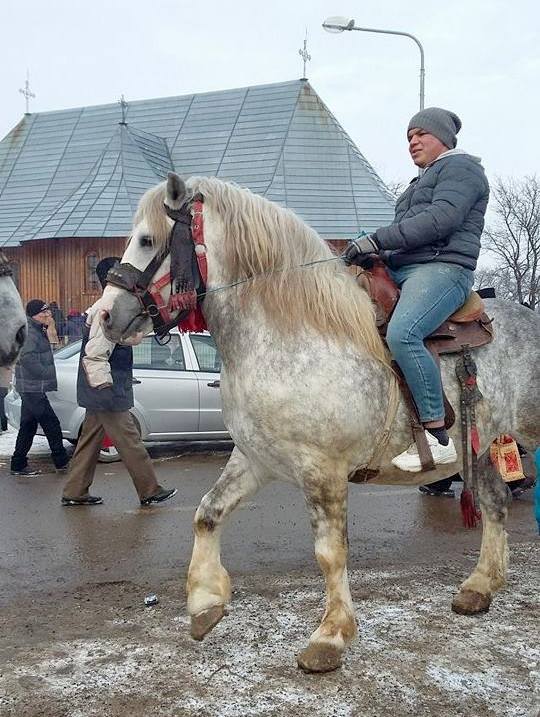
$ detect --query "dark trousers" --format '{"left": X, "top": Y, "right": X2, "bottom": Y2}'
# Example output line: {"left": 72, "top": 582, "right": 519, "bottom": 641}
{"left": 0, "top": 388, "right": 7, "bottom": 431}
{"left": 11, "top": 392, "right": 68, "bottom": 471}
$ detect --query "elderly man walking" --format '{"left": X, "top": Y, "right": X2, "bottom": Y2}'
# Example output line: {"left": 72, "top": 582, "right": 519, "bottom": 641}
{"left": 10, "top": 300, "right": 69, "bottom": 476}
{"left": 62, "top": 257, "right": 177, "bottom": 507}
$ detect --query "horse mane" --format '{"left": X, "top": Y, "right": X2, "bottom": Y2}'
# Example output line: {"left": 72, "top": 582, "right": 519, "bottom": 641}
{"left": 134, "top": 176, "right": 388, "bottom": 364}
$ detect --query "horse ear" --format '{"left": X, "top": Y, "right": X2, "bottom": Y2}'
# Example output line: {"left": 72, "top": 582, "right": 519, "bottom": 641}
{"left": 166, "top": 172, "right": 186, "bottom": 210}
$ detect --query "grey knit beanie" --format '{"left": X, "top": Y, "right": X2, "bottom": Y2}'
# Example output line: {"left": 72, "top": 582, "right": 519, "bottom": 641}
{"left": 407, "top": 107, "right": 462, "bottom": 148}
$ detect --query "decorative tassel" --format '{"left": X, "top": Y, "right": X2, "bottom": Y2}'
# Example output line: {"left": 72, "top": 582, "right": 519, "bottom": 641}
{"left": 178, "top": 305, "right": 207, "bottom": 333}
{"left": 460, "top": 488, "right": 481, "bottom": 529}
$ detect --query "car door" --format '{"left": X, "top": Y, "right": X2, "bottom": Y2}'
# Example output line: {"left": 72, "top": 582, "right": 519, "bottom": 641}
{"left": 187, "top": 333, "right": 228, "bottom": 435}
{"left": 131, "top": 335, "right": 200, "bottom": 439}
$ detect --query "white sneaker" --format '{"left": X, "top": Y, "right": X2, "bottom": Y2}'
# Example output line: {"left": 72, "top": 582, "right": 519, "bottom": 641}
{"left": 391, "top": 432, "right": 458, "bottom": 473}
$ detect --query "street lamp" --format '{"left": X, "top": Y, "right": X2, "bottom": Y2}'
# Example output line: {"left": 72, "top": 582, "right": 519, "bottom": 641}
{"left": 322, "top": 16, "right": 425, "bottom": 110}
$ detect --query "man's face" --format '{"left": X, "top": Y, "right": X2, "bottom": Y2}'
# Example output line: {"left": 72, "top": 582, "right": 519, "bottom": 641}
{"left": 407, "top": 128, "right": 448, "bottom": 168}
{"left": 32, "top": 308, "right": 51, "bottom": 326}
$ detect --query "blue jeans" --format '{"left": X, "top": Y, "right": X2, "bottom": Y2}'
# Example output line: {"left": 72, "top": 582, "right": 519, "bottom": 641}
{"left": 387, "top": 262, "right": 474, "bottom": 423}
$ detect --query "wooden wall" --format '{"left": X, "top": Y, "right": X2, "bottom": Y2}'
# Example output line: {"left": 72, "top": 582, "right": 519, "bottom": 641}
{"left": 3, "top": 236, "right": 347, "bottom": 315}
{"left": 3, "top": 237, "right": 127, "bottom": 313}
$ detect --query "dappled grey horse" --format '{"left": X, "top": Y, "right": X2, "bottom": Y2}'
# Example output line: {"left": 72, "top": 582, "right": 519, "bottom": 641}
{"left": 101, "top": 173, "right": 540, "bottom": 673}
{"left": 0, "top": 251, "right": 26, "bottom": 367}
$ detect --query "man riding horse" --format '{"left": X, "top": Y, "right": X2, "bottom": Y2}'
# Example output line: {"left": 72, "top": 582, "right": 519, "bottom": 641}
{"left": 342, "top": 107, "right": 489, "bottom": 473}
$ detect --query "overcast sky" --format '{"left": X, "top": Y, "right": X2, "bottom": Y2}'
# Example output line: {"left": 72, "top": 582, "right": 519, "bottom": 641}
{"left": 2, "top": 0, "right": 539, "bottom": 188}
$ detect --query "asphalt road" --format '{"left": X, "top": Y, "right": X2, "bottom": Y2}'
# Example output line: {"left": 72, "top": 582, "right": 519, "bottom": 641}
{"left": 0, "top": 443, "right": 537, "bottom": 603}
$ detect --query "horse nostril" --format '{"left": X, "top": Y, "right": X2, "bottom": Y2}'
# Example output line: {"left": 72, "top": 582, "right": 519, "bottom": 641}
{"left": 15, "top": 325, "right": 27, "bottom": 346}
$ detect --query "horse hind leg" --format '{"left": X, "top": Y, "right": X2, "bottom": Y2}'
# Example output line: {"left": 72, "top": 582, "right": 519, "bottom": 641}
{"left": 297, "top": 463, "right": 356, "bottom": 673}
{"left": 452, "top": 451, "right": 511, "bottom": 615}
{"left": 187, "top": 447, "right": 265, "bottom": 640}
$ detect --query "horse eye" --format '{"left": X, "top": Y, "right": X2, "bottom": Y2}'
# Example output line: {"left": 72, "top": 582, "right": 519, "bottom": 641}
{"left": 140, "top": 235, "right": 153, "bottom": 248}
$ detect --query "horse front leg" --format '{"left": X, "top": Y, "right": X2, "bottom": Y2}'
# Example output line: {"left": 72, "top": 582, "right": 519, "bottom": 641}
{"left": 187, "top": 447, "right": 264, "bottom": 640}
{"left": 297, "top": 465, "right": 356, "bottom": 673}
{"left": 452, "top": 451, "right": 511, "bottom": 615}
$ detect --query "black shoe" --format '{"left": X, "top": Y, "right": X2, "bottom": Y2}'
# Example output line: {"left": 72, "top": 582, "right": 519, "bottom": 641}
{"left": 56, "top": 463, "right": 70, "bottom": 475}
{"left": 10, "top": 467, "right": 40, "bottom": 476}
{"left": 140, "top": 487, "right": 177, "bottom": 507}
{"left": 62, "top": 495, "right": 103, "bottom": 506}
{"left": 419, "top": 485, "right": 455, "bottom": 497}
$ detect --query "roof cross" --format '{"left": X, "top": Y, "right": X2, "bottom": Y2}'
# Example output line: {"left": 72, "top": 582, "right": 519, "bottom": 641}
{"left": 119, "top": 94, "right": 128, "bottom": 124}
{"left": 298, "top": 29, "right": 311, "bottom": 79}
{"left": 19, "top": 71, "right": 36, "bottom": 114}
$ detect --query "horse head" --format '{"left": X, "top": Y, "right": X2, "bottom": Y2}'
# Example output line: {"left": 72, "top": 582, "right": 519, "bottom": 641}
{"left": 0, "top": 252, "right": 27, "bottom": 367}
{"left": 101, "top": 173, "right": 195, "bottom": 344}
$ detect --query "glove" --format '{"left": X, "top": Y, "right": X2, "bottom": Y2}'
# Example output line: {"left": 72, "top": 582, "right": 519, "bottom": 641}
{"left": 341, "top": 236, "right": 379, "bottom": 266}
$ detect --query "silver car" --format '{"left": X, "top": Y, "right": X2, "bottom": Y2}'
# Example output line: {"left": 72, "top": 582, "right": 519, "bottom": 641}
{"left": 6, "top": 330, "right": 228, "bottom": 461}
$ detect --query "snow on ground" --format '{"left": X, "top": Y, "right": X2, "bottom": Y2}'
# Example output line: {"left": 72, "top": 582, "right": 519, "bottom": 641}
{"left": 0, "top": 425, "right": 71, "bottom": 459}
{"left": 0, "top": 543, "right": 538, "bottom": 717}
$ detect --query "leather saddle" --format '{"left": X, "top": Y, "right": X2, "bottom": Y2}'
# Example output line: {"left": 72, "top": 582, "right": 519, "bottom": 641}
{"left": 357, "top": 256, "right": 494, "bottom": 432}
{"left": 357, "top": 257, "right": 493, "bottom": 352}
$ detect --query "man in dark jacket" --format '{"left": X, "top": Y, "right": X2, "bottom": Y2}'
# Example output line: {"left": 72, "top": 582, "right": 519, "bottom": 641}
{"left": 343, "top": 107, "right": 490, "bottom": 473}
{"left": 10, "top": 300, "right": 70, "bottom": 476}
{"left": 62, "top": 258, "right": 177, "bottom": 507}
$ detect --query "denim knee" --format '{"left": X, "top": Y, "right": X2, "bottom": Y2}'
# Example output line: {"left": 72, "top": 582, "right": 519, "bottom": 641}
{"left": 386, "top": 320, "right": 411, "bottom": 361}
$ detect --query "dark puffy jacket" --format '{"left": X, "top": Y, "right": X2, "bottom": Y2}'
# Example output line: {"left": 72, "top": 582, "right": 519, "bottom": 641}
{"left": 15, "top": 319, "right": 57, "bottom": 393}
{"left": 374, "top": 153, "right": 489, "bottom": 270}
{"left": 76, "top": 325, "right": 134, "bottom": 412}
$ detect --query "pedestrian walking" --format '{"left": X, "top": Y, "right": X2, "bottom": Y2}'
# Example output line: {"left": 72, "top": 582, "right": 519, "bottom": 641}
{"left": 62, "top": 257, "right": 177, "bottom": 507}
{"left": 10, "top": 300, "right": 70, "bottom": 476}
{"left": 0, "top": 365, "right": 12, "bottom": 432}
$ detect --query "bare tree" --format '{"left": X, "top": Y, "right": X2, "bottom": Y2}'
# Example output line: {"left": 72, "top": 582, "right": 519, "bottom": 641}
{"left": 482, "top": 176, "right": 540, "bottom": 309}
{"left": 386, "top": 180, "right": 408, "bottom": 199}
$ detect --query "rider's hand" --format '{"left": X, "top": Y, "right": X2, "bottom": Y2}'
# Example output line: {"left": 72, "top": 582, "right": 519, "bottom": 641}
{"left": 341, "top": 236, "right": 379, "bottom": 266}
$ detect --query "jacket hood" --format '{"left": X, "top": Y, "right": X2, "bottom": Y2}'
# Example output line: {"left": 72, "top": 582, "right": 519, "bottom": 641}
{"left": 430, "top": 148, "right": 483, "bottom": 166}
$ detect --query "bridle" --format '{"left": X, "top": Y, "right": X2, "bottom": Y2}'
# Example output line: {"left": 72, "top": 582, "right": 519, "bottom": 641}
{"left": 0, "top": 251, "right": 14, "bottom": 278}
{"left": 106, "top": 197, "right": 208, "bottom": 341}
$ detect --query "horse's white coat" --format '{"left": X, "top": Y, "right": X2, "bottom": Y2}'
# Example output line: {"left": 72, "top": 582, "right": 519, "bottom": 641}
{"left": 101, "top": 174, "right": 540, "bottom": 671}
{"left": 0, "top": 256, "right": 27, "bottom": 367}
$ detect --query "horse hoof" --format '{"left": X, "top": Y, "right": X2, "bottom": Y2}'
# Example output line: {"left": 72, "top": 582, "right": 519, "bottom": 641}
{"left": 297, "top": 643, "right": 342, "bottom": 673}
{"left": 190, "top": 605, "right": 226, "bottom": 641}
{"left": 452, "top": 589, "right": 491, "bottom": 615}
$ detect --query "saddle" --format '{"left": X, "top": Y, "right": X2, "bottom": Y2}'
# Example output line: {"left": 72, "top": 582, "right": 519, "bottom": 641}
{"left": 357, "top": 257, "right": 494, "bottom": 471}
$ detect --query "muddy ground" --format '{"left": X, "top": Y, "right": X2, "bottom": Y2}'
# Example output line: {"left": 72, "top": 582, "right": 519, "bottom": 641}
{"left": 0, "top": 542, "right": 538, "bottom": 717}
{"left": 0, "top": 445, "right": 538, "bottom": 716}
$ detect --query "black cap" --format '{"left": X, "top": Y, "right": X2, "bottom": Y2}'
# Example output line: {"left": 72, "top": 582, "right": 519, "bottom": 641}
{"left": 26, "top": 299, "right": 49, "bottom": 317}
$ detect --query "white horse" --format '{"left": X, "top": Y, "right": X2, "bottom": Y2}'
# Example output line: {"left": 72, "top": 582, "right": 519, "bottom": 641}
{"left": 0, "top": 251, "right": 27, "bottom": 367}
{"left": 101, "top": 173, "right": 540, "bottom": 673}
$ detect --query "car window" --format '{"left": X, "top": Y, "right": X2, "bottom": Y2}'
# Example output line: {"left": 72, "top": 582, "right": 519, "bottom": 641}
{"left": 190, "top": 334, "right": 222, "bottom": 373}
{"left": 132, "top": 336, "right": 186, "bottom": 371}
{"left": 54, "top": 341, "right": 82, "bottom": 359}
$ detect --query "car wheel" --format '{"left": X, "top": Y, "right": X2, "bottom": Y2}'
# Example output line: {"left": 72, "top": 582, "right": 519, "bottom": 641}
{"left": 98, "top": 414, "right": 142, "bottom": 463}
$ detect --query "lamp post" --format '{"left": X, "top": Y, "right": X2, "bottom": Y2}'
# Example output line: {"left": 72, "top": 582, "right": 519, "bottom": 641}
{"left": 322, "top": 17, "right": 425, "bottom": 110}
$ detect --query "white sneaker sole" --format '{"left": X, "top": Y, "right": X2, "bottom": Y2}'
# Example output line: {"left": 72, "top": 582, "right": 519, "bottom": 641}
{"left": 391, "top": 451, "right": 458, "bottom": 473}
